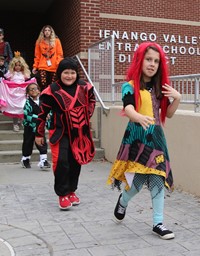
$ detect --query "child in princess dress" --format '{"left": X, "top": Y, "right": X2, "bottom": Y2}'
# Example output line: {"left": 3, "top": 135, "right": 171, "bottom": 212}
{"left": 0, "top": 51, "right": 36, "bottom": 132}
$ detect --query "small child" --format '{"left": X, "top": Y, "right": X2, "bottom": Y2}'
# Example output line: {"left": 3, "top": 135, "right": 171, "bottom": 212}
{"left": 35, "top": 57, "right": 96, "bottom": 210}
{"left": 4, "top": 51, "right": 31, "bottom": 132}
{"left": 107, "top": 42, "right": 181, "bottom": 240}
{"left": 0, "top": 55, "right": 7, "bottom": 78}
{"left": 21, "top": 82, "right": 51, "bottom": 169}
{"left": 0, "top": 28, "right": 13, "bottom": 68}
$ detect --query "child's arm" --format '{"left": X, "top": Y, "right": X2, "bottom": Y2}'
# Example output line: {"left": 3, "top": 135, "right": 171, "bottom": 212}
{"left": 32, "top": 42, "right": 40, "bottom": 74}
{"left": 35, "top": 96, "right": 52, "bottom": 146}
{"left": 88, "top": 84, "right": 96, "bottom": 118}
{"left": 24, "top": 74, "right": 31, "bottom": 81}
{"left": 4, "top": 71, "right": 11, "bottom": 80}
{"left": 124, "top": 104, "right": 154, "bottom": 130}
{"left": 5, "top": 42, "right": 13, "bottom": 62}
{"left": 162, "top": 84, "right": 181, "bottom": 118}
{"left": 55, "top": 38, "right": 64, "bottom": 66}
{"left": 24, "top": 101, "right": 38, "bottom": 124}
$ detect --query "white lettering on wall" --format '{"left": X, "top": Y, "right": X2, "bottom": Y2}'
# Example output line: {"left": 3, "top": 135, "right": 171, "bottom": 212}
{"left": 99, "top": 30, "right": 200, "bottom": 65}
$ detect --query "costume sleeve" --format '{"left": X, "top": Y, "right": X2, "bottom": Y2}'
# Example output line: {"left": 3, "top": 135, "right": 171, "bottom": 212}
{"left": 5, "top": 42, "right": 13, "bottom": 61}
{"left": 55, "top": 38, "right": 63, "bottom": 66}
{"left": 25, "top": 74, "right": 31, "bottom": 80}
{"left": 35, "top": 95, "right": 52, "bottom": 137}
{"left": 24, "top": 99, "right": 38, "bottom": 124}
{"left": 122, "top": 82, "right": 134, "bottom": 99}
{"left": 33, "top": 41, "right": 40, "bottom": 69}
{"left": 0, "top": 70, "right": 4, "bottom": 78}
{"left": 123, "top": 92, "right": 135, "bottom": 108}
{"left": 4, "top": 71, "right": 11, "bottom": 80}
{"left": 122, "top": 82, "right": 135, "bottom": 107}
{"left": 88, "top": 84, "right": 96, "bottom": 118}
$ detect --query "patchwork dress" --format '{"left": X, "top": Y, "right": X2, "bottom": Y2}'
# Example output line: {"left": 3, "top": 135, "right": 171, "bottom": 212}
{"left": 107, "top": 80, "right": 173, "bottom": 192}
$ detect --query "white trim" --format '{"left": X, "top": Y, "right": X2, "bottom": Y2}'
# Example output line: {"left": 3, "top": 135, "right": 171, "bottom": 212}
{"left": 100, "top": 13, "right": 200, "bottom": 26}
{"left": 0, "top": 238, "right": 15, "bottom": 256}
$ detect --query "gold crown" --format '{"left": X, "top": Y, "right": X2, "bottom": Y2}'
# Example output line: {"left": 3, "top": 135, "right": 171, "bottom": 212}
{"left": 14, "top": 51, "right": 21, "bottom": 57}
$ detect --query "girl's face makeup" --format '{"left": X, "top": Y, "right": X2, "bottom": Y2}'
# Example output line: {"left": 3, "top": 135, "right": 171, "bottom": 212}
{"left": 61, "top": 69, "right": 77, "bottom": 86}
{"left": 142, "top": 48, "right": 160, "bottom": 82}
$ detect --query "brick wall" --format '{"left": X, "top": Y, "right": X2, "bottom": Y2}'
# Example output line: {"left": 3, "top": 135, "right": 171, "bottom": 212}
{"left": 99, "top": 0, "right": 200, "bottom": 77}
{"left": 51, "top": 0, "right": 200, "bottom": 78}
{"left": 49, "top": 0, "right": 101, "bottom": 77}
{"left": 48, "top": 0, "right": 81, "bottom": 57}
{"left": 1, "top": 0, "right": 199, "bottom": 78}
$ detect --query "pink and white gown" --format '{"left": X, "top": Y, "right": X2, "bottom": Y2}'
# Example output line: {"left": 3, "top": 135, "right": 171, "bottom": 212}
{"left": 0, "top": 71, "right": 36, "bottom": 118}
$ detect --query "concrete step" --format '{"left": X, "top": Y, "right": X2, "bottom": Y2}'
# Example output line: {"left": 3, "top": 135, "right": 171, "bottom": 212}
{"left": 0, "top": 148, "right": 105, "bottom": 163}
{"left": 0, "top": 120, "right": 15, "bottom": 130}
{"left": 0, "top": 114, "right": 12, "bottom": 121}
{"left": 0, "top": 127, "right": 95, "bottom": 141}
{"left": 0, "top": 137, "right": 100, "bottom": 151}
{"left": 0, "top": 114, "right": 105, "bottom": 162}
{"left": 0, "top": 130, "right": 23, "bottom": 140}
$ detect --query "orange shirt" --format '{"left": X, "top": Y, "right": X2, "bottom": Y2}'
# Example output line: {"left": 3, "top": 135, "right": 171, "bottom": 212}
{"left": 33, "top": 38, "right": 63, "bottom": 72}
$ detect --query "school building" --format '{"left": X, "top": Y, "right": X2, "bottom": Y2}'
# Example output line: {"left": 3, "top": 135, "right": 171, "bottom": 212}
{"left": 1, "top": 0, "right": 200, "bottom": 77}
{"left": 1, "top": 0, "right": 200, "bottom": 196}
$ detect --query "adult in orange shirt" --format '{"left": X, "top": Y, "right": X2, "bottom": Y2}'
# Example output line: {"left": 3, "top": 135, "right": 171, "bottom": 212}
{"left": 32, "top": 25, "right": 63, "bottom": 91}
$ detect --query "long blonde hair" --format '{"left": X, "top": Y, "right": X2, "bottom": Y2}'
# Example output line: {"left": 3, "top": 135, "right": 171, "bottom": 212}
{"left": 37, "top": 25, "right": 57, "bottom": 47}
{"left": 8, "top": 55, "right": 31, "bottom": 78}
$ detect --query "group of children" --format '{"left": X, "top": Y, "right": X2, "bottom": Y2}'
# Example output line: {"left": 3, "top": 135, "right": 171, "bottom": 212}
{"left": 0, "top": 51, "right": 51, "bottom": 168}
{"left": 0, "top": 27, "right": 51, "bottom": 169}
{"left": 0, "top": 26, "right": 181, "bottom": 240}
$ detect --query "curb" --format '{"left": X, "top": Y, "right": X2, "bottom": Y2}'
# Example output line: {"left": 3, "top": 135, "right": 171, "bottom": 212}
{"left": 0, "top": 238, "right": 15, "bottom": 256}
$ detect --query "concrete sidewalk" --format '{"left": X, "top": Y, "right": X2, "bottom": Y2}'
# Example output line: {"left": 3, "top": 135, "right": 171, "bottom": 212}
{"left": 0, "top": 160, "right": 200, "bottom": 256}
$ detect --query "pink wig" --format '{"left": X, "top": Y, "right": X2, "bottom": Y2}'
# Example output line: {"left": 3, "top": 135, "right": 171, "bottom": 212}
{"left": 126, "top": 42, "right": 170, "bottom": 124}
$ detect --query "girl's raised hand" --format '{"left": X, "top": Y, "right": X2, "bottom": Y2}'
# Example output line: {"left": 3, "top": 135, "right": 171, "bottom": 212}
{"left": 162, "top": 83, "right": 181, "bottom": 100}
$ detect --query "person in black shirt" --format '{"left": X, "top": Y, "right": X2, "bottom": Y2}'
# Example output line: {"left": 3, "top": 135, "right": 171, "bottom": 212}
{"left": 0, "top": 55, "right": 7, "bottom": 78}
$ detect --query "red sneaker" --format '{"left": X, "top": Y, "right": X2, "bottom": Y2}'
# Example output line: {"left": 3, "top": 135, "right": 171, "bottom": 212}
{"left": 59, "top": 195, "right": 72, "bottom": 210}
{"left": 68, "top": 192, "right": 80, "bottom": 205}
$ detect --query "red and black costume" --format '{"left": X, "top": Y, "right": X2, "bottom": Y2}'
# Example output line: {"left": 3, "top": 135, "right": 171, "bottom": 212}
{"left": 35, "top": 60, "right": 96, "bottom": 197}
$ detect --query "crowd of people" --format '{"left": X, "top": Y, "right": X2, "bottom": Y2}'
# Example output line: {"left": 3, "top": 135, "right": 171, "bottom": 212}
{"left": 0, "top": 25, "right": 181, "bottom": 240}
{"left": 0, "top": 25, "right": 62, "bottom": 166}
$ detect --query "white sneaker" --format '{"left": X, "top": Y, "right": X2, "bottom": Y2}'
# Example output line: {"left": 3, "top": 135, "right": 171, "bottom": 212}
{"left": 38, "top": 159, "right": 51, "bottom": 169}
{"left": 13, "top": 124, "right": 20, "bottom": 132}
